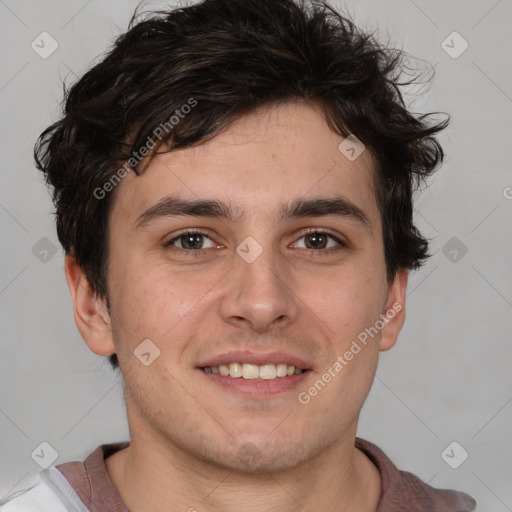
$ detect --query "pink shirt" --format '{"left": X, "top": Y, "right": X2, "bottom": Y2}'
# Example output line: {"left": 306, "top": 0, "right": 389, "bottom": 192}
{"left": 53, "top": 437, "right": 476, "bottom": 511}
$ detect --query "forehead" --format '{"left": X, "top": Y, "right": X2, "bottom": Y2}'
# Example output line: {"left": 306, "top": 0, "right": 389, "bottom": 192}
{"left": 110, "top": 101, "right": 380, "bottom": 230}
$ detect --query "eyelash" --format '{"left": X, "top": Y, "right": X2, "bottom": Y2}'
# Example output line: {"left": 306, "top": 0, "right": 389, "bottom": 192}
{"left": 163, "top": 228, "right": 348, "bottom": 257}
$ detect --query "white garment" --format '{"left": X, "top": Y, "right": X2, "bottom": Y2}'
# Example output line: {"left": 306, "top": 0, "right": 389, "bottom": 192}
{"left": 0, "top": 467, "right": 88, "bottom": 512}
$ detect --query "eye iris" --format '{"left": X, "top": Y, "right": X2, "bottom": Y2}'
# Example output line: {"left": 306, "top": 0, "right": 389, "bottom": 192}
{"left": 182, "top": 233, "right": 203, "bottom": 249}
{"left": 306, "top": 233, "right": 327, "bottom": 249}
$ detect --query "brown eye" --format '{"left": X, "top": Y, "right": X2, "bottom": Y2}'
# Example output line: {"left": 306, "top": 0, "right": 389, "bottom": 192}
{"left": 165, "top": 231, "right": 216, "bottom": 251}
{"left": 179, "top": 233, "right": 205, "bottom": 250}
{"left": 293, "top": 231, "right": 347, "bottom": 251}
{"left": 304, "top": 232, "right": 329, "bottom": 249}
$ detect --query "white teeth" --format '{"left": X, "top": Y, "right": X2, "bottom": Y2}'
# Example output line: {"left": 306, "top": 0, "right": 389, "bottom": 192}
{"left": 259, "top": 364, "right": 277, "bottom": 380}
{"left": 242, "top": 364, "right": 259, "bottom": 379}
{"left": 229, "top": 363, "right": 243, "bottom": 378}
{"left": 276, "top": 363, "right": 288, "bottom": 377}
{"left": 203, "top": 363, "right": 305, "bottom": 380}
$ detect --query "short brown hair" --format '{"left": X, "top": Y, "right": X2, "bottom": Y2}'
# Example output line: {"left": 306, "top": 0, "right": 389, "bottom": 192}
{"left": 34, "top": 0, "right": 449, "bottom": 370}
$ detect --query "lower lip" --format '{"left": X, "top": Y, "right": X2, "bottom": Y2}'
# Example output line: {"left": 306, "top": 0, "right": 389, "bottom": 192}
{"left": 198, "top": 369, "right": 311, "bottom": 397}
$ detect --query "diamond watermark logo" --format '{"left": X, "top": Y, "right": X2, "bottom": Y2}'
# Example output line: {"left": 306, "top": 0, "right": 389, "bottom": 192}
{"left": 237, "top": 442, "right": 263, "bottom": 470}
{"left": 441, "top": 32, "right": 468, "bottom": 59}
{"left": 31, "top": 441, "right": 59, "bottom": 469}
{"left": 338, "top": 134, "right": 365, "bottom": 161}
{"left": 442, "top": 236, "right": 468, "bottom": 263}
{"left": 31, "top": 32, "right": 59, "bottom": 59}
{"left": 32, "top": 237, "right": 58, "bottom": 263}
{"left": 134, "top": 339, "right": 161, "bottom": 366}
{"left": 441, "top": 441, "right": 469, "bottom": 469}
{"left": 236, "top": 236, "right": 263, "bottom": 263}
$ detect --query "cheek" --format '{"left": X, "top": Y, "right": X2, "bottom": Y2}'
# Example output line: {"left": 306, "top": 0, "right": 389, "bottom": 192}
{"left": 108, "top": 258, "right": 217, "bottom": 351}
{"left": 306, "top": 266, "right": 385, "bottom": 341}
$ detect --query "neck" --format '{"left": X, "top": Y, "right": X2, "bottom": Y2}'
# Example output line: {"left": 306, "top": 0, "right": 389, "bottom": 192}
{"left": 105, "top": 431, "right": 381, "bottom": 512}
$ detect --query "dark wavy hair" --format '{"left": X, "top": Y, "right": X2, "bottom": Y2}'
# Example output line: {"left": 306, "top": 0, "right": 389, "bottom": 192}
{"left": 34, "top": 0, "right": 449, "bottom": 370}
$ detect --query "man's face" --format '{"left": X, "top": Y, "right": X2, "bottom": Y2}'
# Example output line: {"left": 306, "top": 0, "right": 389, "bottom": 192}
{"left": 99, "top": 101, "right": 406, "bottom": 473}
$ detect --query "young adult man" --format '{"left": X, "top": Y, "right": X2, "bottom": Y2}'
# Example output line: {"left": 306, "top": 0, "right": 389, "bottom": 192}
{"left": 1, "top": 0, "right": 476, "bottom": 510}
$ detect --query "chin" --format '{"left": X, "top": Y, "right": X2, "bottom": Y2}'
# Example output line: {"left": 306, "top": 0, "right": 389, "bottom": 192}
{"left": 233, "top": 447, "right": 307, "bottom": 475}
{"left": 191, "top": 435, "right": 320, "bottom": 475}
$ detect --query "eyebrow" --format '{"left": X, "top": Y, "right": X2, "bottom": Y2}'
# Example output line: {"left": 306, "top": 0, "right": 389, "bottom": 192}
{"left": 134, "top": 195, "right": 372, "bottom": 234}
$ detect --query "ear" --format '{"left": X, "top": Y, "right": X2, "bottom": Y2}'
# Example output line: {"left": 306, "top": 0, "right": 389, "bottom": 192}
{"left": 64, "top": 254, "right": 116, "bottom": 357}
{"left": 379, "top": 267, "right": 408, "bottom": 352}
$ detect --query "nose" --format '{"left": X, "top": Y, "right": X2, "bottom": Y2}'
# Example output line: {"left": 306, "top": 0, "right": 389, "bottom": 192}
{"left": 218, "top": 243, "right": 300, "bottom": 333}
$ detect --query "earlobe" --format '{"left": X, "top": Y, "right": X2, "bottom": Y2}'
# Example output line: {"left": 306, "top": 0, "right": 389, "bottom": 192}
{"left": 64, "top": 254, "right": 116, "bottom": 357}
{"left": 379, "top": 268, "right": 408, "bottom": 352}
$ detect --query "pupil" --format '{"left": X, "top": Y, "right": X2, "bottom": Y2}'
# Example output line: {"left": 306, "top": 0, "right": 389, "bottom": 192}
{"left": 184, "top": 234, "right": 202, "bottom": 249}
{"left": 307, "top": 233, "right": 326, "bottom": 249}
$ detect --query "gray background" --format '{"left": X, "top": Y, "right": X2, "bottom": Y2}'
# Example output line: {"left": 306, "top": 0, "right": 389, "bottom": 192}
{"left": 1, "top": 0, "right": 511, "bottom": 510}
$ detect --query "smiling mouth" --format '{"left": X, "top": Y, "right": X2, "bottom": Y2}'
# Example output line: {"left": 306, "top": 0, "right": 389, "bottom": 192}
{"left": 201, "top": 363, "right": 308, "bottom": 380}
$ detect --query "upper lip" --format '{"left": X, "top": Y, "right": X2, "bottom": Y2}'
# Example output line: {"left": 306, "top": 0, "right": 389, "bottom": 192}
{"left": 198, "top": 351, "right": 311, "bottom": 370}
